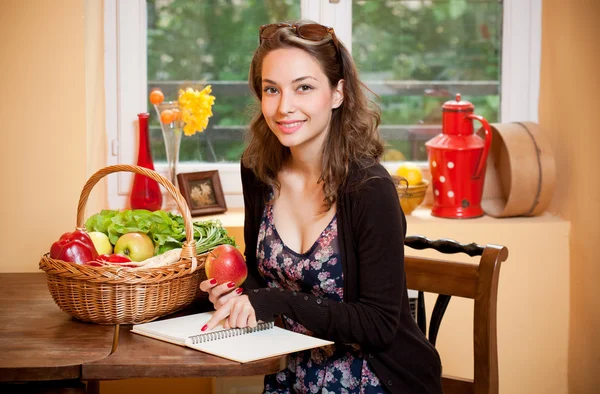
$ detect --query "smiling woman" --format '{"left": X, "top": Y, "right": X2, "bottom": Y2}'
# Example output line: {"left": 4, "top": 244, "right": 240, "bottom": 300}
{"left": 260, "top": 48, "right": 344, "bottom": 154}
{"left": 196, "top": 20, "right": 444, "bottom": 394}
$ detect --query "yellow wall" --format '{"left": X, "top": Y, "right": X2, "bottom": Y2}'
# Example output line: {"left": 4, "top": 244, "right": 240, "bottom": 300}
{"left": 0, "top": 0, "right": 90, "bottom": 272}
{"left": 0, "top": 1, "right": 211, "bottom": 392}
{"left": 0, "top": 0, "right": 597, "bottom": 393}
{"left": 539, "top": 0, "right": 600, "bottom": 392}
{"left": 0, "top": 0, "right": 107, "bottom": 273}
{"left": 409, "top": 214, "right": 570, "bottom": 393}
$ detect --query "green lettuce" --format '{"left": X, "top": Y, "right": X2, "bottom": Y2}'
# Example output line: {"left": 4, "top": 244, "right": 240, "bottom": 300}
{"left": 85, "top": 209, "right": 236, "bottom": 255}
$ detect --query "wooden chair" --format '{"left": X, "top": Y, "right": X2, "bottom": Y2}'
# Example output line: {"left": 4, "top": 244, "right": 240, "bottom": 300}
{"left": 404, "top": 235, "right": 509, "bottom": 394}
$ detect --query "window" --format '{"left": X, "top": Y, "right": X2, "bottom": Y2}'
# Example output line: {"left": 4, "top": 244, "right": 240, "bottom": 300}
{"left": 353, "top": 0, "right": 501, "bottom": 161}
{"left": 147, "top": 0, "right": 301, "bottom": 165}
{"left": 105, "top": 0, "right": 541, "bottom": 209}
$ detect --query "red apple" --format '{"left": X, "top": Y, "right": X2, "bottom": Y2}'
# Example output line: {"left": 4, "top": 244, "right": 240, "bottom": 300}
{"left": 205, "top": 245, "right": 247, "bottom": 287}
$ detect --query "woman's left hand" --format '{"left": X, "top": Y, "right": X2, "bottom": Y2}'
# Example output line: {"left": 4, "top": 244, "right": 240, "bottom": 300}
{"left": 202, "top": 294, "right": 258, "bottom": 331}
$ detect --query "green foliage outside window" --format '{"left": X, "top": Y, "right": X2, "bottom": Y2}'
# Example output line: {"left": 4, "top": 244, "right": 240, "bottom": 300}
{"left": 147, "top": 0, "right": 500, "bottom": 163}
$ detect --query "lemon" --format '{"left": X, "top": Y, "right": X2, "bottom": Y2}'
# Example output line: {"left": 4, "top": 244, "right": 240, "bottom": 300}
{"left": 395, "top": 162, "right": 423, "bottom": 186}
{"left": 382, "top": 148, "right": 406, "bottom": 162}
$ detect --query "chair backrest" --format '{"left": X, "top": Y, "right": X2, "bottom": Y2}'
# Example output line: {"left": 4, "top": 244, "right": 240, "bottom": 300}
{"left": 404, "top": 235, "right": 509, "bottom": 394}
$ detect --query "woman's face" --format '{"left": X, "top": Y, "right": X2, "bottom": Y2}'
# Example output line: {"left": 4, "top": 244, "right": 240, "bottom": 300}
{"left": 260, "top": 47, "right": 343, "bottom": 156}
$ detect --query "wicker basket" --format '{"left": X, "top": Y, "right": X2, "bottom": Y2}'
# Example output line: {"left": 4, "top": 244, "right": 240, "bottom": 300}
{"left": 39, "top": 164, "right": 208, "bottom": 325}
{"left": 392, "top": 175, "right": 430, "bottom": 215}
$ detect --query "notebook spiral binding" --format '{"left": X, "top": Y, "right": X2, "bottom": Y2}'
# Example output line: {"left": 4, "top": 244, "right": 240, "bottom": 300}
{"left": 187, "top": 321, "right": 275, "bottom": 344}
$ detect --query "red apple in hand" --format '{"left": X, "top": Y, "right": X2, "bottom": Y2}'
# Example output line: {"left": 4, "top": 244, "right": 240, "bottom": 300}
{"left": 205, "top": 245, "right": 247, "bottom": 287}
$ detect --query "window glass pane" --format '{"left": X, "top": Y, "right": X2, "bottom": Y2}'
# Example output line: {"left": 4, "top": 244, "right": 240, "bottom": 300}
{"left": 353, "top": 0, "right": 502, "bottom": 161}
{"left": 147, "top": 0, "right": 301, "bottom": 163}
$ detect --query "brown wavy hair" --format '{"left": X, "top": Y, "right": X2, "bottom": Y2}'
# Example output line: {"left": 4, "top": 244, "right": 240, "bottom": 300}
{"left": 242, "top": 21, "right": 384, "bottom": 209}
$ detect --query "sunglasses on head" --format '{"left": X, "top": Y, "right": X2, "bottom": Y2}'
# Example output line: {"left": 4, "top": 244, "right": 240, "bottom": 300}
{"left": 259, "top": 23, "right": 340, "bottom": 49}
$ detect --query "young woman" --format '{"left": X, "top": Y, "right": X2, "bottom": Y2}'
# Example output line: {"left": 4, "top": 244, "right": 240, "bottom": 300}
{"left": 200, "top": 21, "right": 443, "bottom": 394}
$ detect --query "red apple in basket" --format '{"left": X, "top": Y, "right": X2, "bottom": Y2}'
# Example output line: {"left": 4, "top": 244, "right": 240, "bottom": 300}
{"left": 205, "top": 245, "right": 248, "bottom": 287}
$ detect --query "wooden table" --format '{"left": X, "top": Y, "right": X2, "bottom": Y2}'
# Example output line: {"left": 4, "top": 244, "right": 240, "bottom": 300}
{"left": 0, "top": 273, "right": 286, "bottom": 391}
{"left": 83, "top": 324, "right": 286, "bottom": 380}
{"left": 0, "top": 273, "right": 115, "bottom": 383}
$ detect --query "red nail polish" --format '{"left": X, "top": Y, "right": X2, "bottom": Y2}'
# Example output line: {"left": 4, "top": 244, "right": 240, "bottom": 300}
{"left": 236, "top": 287, "right": 243, "bottom": 294}
{"left": 209, "top": 278, "right": 217, "bottom": 285}
{"left": 227, "top": 282, "right": 235, "bottom": 288}
{"left": 201, "top": 324, "right": 208, "bottom": 331}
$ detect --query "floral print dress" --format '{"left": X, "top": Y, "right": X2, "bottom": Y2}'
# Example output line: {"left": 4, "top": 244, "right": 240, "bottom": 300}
{"left": 257, "top": 194, "right": 384, "bottom": 394}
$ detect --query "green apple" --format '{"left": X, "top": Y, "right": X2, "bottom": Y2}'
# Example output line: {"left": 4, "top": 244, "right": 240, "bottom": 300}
{"left": 114, "top": 232, "right": 155, "bottom": 262}
{"left": 88, "top": 231, "right": 113, "bottom": 255}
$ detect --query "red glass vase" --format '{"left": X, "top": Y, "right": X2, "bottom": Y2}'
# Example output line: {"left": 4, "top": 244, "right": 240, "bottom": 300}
{"left": 130, "top": 113, "right": 163, "bottom": 211}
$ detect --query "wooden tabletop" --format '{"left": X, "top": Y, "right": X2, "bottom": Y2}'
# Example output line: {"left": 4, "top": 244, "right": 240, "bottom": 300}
{"left": 83, "top": 324, "right": 287, "bottom": 380}
{"left": 0, "top": 273, "right": 287, "bottom": 383}
{"left": 0, "top": 273, "right": 115, "bottom": 382}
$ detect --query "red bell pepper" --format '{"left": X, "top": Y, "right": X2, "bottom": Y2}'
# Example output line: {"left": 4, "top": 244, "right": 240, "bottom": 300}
{"left": 50, "top": 229, "right": 99, "bottom": 265}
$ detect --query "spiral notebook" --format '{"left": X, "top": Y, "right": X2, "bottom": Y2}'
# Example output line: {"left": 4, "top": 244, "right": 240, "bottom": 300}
{"left": 131, "top": 311, "right": 333, "bottom": 363}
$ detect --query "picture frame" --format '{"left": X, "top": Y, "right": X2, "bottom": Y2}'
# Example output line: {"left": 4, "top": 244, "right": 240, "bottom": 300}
{"left": 177, "top": 170, "right": 227, "bottom": 216}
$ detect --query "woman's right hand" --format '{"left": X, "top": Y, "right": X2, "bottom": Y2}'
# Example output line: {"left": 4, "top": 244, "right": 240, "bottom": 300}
{"left": 199, "top": 278, "right": 243, "bottom": 309}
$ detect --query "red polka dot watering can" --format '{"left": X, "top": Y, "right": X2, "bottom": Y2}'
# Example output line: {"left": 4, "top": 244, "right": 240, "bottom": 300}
{"left": 425, "top": 94, "right": 492, "bottom": 218}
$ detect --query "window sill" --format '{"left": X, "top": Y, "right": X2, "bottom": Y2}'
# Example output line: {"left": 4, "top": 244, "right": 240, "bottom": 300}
{"left": 408, "top": 207, "right": 567, "bottom": 225}
{"left": 195, "top": 206, "right": 569, "bottom": 259}
{"left": 195, "top": 207, "right": 568, "bottom": 234}
{"left": 194, "top": 207, "right": 246, "bottom": 229}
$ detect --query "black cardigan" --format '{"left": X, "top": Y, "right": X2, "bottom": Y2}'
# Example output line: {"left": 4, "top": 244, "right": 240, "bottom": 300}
{"left": 241, "top": 161, "right": 443, "bottom": 394}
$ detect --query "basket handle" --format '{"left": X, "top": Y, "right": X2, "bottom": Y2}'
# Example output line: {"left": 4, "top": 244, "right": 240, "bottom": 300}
{"left": 75, "top": 164, "right": 199, "bottom": 269}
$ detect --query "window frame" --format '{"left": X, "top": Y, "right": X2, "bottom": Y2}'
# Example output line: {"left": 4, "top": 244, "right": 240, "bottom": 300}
{"left": 104, "top": 0, "right": 541, "bottom": 209}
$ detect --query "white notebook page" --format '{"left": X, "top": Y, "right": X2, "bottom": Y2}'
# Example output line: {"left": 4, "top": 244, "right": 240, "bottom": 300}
{"left": 186, "top": 326, "right": 333, "bottom": 363}
{"left": 132, "top": 311, "right": 333, "bottom": 363}
{"left": 132, "top": 312, "right": 226, "bottom": 345}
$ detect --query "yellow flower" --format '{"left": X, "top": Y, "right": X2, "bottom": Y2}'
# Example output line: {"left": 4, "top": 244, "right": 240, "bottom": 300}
{"left": 178, "top": 86, "right": 215, "bottom": 136}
